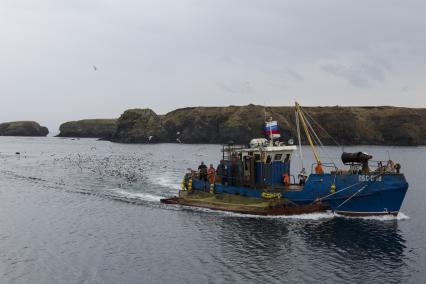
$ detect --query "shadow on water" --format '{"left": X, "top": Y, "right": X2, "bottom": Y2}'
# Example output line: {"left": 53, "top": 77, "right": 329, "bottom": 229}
{"left": 298, "top": 218, "right": 408, "bottom": 282}
{"left": 206, "top": 217, "right": 294, "bottom": 282}
{"left": 201, "top": 216, "right": 408, "bottom": 282}
{"left": 300, "top": 218, "right": 406, "bottom": 260}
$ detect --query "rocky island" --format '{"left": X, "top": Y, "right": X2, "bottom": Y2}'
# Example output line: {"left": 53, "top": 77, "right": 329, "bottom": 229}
{"left": 0, "top": 121, "right": 49, "bottom": 136}
{"left": 58, "top": 105, "right": 426, "bottom": 146}
{"left": 57, "top": 119, "right": 117, "bottom": 139}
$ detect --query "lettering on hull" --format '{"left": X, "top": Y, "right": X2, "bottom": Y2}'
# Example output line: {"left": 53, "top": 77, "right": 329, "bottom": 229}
{"left": 358, "top": 175, "right": 383, "bottom": 182}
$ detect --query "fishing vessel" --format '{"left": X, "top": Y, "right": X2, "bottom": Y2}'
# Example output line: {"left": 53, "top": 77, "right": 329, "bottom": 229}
{"left": 161, "top": 102, "right": 408, "bottom": 216}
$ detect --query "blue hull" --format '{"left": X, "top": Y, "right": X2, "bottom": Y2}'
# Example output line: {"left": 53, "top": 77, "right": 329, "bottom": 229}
{"left": 191, "top": 174, "right": 408, "bottom": 216}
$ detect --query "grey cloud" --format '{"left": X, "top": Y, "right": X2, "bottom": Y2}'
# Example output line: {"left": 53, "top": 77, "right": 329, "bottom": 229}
{"left": 216, "top": 82, "right": 237, "bottom": 93}
{"left": 219, "top": 55, "right": 233, "bottom": 64}
{"left": 215, "top": 81, "right": 254, "bottom": 95}
{"left": 0, "top": 0, "right": 425, "bottom": 132}
{"left": 287, "top": 69, "right": 304, "bottom": 81}
{"left": 322, "top": 63, "right": 387, "bottom": 88}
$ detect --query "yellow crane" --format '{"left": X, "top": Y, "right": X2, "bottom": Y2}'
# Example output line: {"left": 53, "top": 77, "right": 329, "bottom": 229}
{"left": 295, "top": 102, "right": 323, "bottom": 173}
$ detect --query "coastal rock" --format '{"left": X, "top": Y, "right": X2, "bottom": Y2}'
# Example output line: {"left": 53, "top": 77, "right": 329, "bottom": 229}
{"left": 110, "top": 105, "right": 426, "bottom": 146}
{"left": 57, "top": 119, "right": 117, "bottom": 138}
{"left": 111, "top": 109, "right": 166, "bottom": 143}
{"left": 0, "top": 121, "right": 49, "bottom": 137}
{"left": 161, "top": 105, "right": 267, "bottom": 143}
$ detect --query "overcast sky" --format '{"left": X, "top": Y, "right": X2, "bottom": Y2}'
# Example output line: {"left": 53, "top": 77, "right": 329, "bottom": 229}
{"left": 1, "top": 0, "right": 425, "bottom": 132}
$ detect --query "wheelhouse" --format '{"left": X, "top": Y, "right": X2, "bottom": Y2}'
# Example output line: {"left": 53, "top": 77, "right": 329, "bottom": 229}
{"left": 218, "top": 138, "right": 297, "bottom": 189}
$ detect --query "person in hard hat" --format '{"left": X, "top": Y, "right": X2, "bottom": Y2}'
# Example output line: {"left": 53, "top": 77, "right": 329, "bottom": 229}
{"left": 198, "top": 162, "right": 208, "bottom": 181}
{"left": 208, "top": 164, "right": 216, "bottom": 184}
{"left": 315, "top": 162, "right": 324, "bottom": 175}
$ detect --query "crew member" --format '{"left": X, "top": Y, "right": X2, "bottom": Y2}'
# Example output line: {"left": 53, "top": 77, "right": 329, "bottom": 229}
{"left": 298, "top": 168, "right": 307, "bottom": 186}
{"left": 315, "top": 162, "right": 324, "bottom": 175}
{"left": 386, "top": 160, "right": 395, "bottom": 173}
{"left": 283, "top": 173, "right": 290, "bottom": 186}
{"left": 208, "top": 164, "right": 216, "bottom": 184}
{"left": 198, "top": 162, "right": 208, "bottom": 181}
{"left": 394, "top": 163, "right": 401, "bottom": 174}
{"left": 217, "top": 163, "right": 227, "bottom": 185}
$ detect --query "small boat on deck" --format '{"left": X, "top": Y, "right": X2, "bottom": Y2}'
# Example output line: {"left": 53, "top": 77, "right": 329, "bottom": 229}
{"left": 161, "top": 102, "right": 409, "bottom": 216}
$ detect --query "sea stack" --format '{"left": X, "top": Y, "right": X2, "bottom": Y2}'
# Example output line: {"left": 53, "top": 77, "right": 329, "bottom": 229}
{"left": 110, "top": 109, "right": 166, "bottom": 143}
{"left": 0, "top": 121, "right": 49, "bottom": 136}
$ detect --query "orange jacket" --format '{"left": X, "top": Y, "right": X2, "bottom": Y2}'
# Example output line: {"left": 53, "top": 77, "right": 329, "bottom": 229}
{"left": 283, "top": 174, "right": 290, "bottom": 186}
{"left": 315, "top": 164, "right": 324, "bottom": 175}
{"left": 208, "top": 168, "right": 216, "bottom": 183}
{"left": 208, "top": 168, "right": 216, "bottom": 178}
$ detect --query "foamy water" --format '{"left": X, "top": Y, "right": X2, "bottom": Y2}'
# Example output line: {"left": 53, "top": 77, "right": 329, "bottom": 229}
{"left": 113, "top": 188, "right": 166, "bottom": 202}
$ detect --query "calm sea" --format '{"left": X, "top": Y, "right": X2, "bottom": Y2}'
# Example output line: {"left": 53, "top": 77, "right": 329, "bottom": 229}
{"left": 0, "top": 137, "right": 424, "bottom": 283}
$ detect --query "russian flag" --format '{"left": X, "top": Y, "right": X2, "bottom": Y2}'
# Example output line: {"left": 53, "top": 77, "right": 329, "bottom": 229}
{"left": 264, "top": 121, "right": 281, "bottom": 138}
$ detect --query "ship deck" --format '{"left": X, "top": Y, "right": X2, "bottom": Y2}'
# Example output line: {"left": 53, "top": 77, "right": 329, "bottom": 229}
{"left": 164, "top": 191, "right": 329, "bottom": 216}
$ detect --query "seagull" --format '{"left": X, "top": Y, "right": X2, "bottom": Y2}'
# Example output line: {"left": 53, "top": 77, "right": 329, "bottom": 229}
{"left": 148, "top": 136, "right": 153, "bottom": 142}
{"left": 93, "top": 65, "right": 97, "bottom": 71}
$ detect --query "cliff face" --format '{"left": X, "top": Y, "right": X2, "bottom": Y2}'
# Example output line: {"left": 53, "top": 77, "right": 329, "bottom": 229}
{"left": 110, "top": 105, "right": 426, "bottom": 146}
{"left": 161, "top": 105, "right": 268, "bottom": 143}
{"left": 57, "top": 119, "right": 117, "bottom": 138}
{"left": 111, "top": 109, "right": 166, "bottom": 143}
{"left": 0, "top": 121, "right": 49, "bottom": 137}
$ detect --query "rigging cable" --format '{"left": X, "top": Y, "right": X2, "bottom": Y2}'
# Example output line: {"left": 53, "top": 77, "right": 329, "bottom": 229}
{"left": 300, "top": 106, "right": 337, "bottom": 167}
{"left": 301, "top": 107, "right": 344, "bottom": 151}
{"left": 314, "top": 172, "right": 384, "bottom": 205}
{"left": 336, "top": 185, "right": 368, "bottom": 209}
{"left": 295, "top": 110, "right": 304, "bottom": 169}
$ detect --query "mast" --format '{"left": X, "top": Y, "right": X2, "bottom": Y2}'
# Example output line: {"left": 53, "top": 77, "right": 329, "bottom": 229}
{"left": 295, "top": 102, "right": 321, "bottom": 165}
{"left": 268, "top": 116, "right": 273, "bottom": 146}
{"left": 264, "top": 106, "right": 274, "bottom": 146}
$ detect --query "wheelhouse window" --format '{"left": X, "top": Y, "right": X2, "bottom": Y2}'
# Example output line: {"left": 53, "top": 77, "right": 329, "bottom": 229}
{"left": 266, "top": 155, "right": 272, "bottom": 164}
{"left": 274, "top": 154, "right": 283, "bottom": 161}
{"left": 284, "top": 154, "right": 291, "bottom": 163}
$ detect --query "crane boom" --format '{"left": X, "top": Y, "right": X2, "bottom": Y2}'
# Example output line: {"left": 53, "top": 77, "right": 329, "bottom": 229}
{"left": 295, "top": 102, "right": 321, "bottom": 165}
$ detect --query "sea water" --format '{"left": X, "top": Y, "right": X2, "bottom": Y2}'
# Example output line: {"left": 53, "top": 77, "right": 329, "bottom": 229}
{"left": 0, "top": 137, "right": 424, "bottom": 283}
